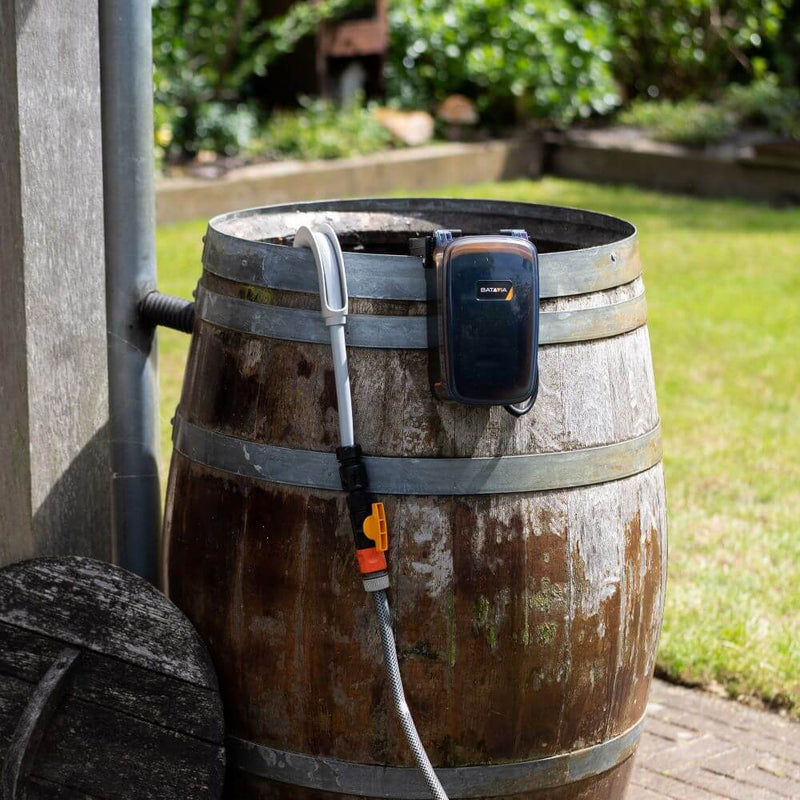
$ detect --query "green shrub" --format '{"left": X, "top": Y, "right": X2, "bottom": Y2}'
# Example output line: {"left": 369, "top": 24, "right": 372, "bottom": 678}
{"left": 153, "top": 0, "right": 799, "bottom": 158}
{"left": 723, "top": 75, "right": 800, "bottom": 139}
{"left": 193, "top": 103, "right": 260, "bottom": 156}
{"left": 154, "top": 101, "right": 260, "bottom": 164}
{"left": 620, "top": 99, "right": 736, "bottom": 145}
{"left": 621, "top": 75, "right": 800, "bottom": 145}
{"left": 602, "top": 0, "right": 792, "bottom": 99}
{"left": 153, "top": 0, "right": 365, "bottom": 159}
{"left": 386, "top": 0, "right": 619, "bottom": 125}
{"left": 256, "top": 96, "right": 396, "bottom": 160}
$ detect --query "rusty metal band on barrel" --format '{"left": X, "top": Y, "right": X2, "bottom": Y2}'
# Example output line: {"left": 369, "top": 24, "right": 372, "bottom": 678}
{"left": 202, "top": 234, "right": 641, "bottom": 300}
{"left": 194, "top": 285, "right": 648, "bottom": 349}
{"left": 172, "top": 417, "right": 662, "bottom": 496}
{"left": 226, "top": 716, "right": 644, "bottom": 798}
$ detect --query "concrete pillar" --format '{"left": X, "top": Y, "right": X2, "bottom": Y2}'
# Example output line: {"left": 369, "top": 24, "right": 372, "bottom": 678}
{"left": 0, "top": 1, "right": 112, "bottom": 564}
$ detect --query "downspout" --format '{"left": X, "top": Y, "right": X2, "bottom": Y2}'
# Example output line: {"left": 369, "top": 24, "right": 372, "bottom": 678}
{"left": 99, "top": 1, "right": 160, "bottom": 581}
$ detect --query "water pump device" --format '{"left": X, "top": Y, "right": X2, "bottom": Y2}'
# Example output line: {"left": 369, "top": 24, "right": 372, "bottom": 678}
{"left": 423, "top": 229, "right": 540, "bottom": 417}
{"left": 295, "top": 222, "right": 541, "bottom": 800}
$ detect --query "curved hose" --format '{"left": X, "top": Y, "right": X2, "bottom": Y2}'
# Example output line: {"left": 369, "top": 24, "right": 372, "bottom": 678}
{"left": 301, "top": 222, "right": 448, "bottom": 800}
{"left": 373, "top": 590, "right": 449, "bottom": 800}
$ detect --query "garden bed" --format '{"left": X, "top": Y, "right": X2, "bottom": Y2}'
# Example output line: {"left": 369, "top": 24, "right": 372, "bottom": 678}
{"left": 155, "top": 138, "right": 542, "bottom": 224}
{"left": 545, "top": 127, "right": 800, "bottom": 205}
{"left": 156, "top": 127, "right": 800, "bottom": 227}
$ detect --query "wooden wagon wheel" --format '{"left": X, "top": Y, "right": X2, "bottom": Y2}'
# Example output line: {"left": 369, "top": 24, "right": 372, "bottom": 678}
{"left": 0, "top": 557, "right": 225, "bottom": 800}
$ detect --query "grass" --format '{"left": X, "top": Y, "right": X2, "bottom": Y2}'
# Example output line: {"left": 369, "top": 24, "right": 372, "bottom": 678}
{"left": 156, "top": 177, "right": 800, "bottom": 717}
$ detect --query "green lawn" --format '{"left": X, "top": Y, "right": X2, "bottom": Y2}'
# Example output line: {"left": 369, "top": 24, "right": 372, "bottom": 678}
{"left": 156, "top": 178, "right": 800, "bottom": 716}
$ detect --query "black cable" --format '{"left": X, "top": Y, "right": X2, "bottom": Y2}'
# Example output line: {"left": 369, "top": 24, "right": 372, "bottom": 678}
{"left": 504, "top": 373, "right": 539, "bottom": 418}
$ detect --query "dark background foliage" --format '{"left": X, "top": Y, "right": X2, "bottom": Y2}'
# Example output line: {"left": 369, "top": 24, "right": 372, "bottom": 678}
{"left": 152, "top": 0, "right": 799, "bottom": 159}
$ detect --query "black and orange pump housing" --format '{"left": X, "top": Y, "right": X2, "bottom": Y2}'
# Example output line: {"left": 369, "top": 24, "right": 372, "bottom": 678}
{"left": 429, "top": 229, "right": 540, "bottom": 407}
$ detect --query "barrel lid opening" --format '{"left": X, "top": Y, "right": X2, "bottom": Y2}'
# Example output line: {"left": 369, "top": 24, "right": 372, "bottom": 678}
{"left": 209, "top": 198, "right": 636, "bottom": 256}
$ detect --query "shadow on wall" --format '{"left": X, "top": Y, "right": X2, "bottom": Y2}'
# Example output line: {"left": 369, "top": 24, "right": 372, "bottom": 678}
{"left": 29, "top": 422, "right": 114, "bottom": 565}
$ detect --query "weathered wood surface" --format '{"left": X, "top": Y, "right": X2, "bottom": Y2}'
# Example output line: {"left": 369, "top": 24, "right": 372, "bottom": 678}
{"left": 0, "top": 648, "right": 79, "bottom": 800}
{"left": 166, "top": 463, "right": 665, "bottom": 761}
{"left": 163, "top": 211, "right": 667, "bottom": 799}
{"left": 319, "top": 0, "right": 389, "bottom": 60}
{"left": 0, "top": 0, "right": 111, "bottom": 566}
{"left": 0, "top": 557, "right": 225, "bottom": 799}
{"left": 190, "top": 276, "right": 654, "bottom": 457}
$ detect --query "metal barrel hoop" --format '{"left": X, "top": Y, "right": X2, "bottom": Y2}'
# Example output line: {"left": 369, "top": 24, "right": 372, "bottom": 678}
{"left": 173, "top": 416, "right": 662, "bottom": 496}
{"left": 203, "top": 198, "right": 641, "bottom": 301}
{"left": 227, "top": 716, "right": 645, "bottom": 798}
{"left": 194, "top": 285, "right": 648, "bottom": 350}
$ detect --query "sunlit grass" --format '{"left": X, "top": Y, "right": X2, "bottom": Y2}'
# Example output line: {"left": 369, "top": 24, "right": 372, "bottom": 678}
{"left": 157, "top": 177, "right": 800, "bottom": 716}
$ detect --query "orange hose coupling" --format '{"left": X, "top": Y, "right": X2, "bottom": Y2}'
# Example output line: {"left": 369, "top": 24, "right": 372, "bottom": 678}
{"left": 336, "top": 445, "right": 390, "bottom": 590}
{"left": 356, "top": 503, "right": 388, "bottom": 574}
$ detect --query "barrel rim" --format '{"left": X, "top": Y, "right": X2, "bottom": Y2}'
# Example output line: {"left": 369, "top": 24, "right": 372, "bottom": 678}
{"left": 209, "top": 197, "right": 637, "bottom": 241}
{"left": 203, "top": 198, "right": 640, "bottom": 300}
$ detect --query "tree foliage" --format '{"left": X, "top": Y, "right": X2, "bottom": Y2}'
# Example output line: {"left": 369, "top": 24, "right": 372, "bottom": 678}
{"left": 153, "top": 0, "right": 363, "bottom": 157}
{"left": 152, "top": 0, "right": 799, "bottom": 159}
{"left": 386, "top": 0, "right": 620, "bottom": 125}
{"left": 602, "top": 0, "right": 793, "bottom": 99}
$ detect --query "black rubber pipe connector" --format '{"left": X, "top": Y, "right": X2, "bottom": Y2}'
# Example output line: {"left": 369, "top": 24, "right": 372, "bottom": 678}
{"left": 138, "top": 291, "right": 195, "bottom": 333}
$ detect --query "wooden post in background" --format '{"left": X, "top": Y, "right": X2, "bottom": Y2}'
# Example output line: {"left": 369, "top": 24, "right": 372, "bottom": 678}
{"left": 0, "top": 1, "right": 112, "bottom": 565}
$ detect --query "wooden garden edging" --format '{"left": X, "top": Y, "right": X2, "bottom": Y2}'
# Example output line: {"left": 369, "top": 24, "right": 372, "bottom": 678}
{"left": 155, "top": 139, "right": 542, "bottom": 225}
{"left": 544, "top": 130, "right": 800, "bottom": 205}
{"left": 156, "top": 131, "right": 799, "bottom": 228}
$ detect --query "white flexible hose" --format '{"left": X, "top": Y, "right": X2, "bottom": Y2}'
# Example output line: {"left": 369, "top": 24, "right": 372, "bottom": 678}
{"left": 301, "top": 223, "right": 449, "bottom": 800}
{"left": 330, "top": 324, "right": 354, "bottom": 447}
{"left": 373, "top": 590, "right": 450, "bottom": 800}
{"left": 293, "top": 224, "right": 353, "bottom": 447}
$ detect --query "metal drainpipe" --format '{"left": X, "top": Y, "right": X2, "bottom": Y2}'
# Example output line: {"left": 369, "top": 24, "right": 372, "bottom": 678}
{"left": 99, "top": 0, "right": 160, "bottom": 582}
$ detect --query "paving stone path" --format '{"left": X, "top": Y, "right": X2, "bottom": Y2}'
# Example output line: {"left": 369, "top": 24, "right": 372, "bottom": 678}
{"left": 630, "top": 680, "right": 800, "bottom": 799}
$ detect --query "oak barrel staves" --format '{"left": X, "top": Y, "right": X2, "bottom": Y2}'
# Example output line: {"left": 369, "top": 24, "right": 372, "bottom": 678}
{"left": 163, "top": 199, "right": 668, "bottom": 800}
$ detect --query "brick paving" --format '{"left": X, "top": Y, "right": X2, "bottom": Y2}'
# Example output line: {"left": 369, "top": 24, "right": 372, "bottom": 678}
{"left": 629, "top": 680, "right": 800, "bottom": 799}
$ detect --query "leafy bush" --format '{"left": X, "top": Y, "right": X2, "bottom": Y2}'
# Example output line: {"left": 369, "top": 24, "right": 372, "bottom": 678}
{"left": 152, "top": 0, "right": 799, "bottom": 159}
{"left": 386, "top": 0, "right": 619, "bottom": 125}
{"left": 153, "top": 0, "right": 364, "bottom": 159}
{"left": 723, "top": 74, "right": 800, "bottom": 138}
{"left": 255, "top": 96, "right": 396, "bottom": 160}
{"left": 620, "top": 100, "right": 736, "bottom": 145}
{"left": 602, "top": 0, "right": 792, "bottom": 99}
{"left": 621, "top": 74, "right": 800, "bottom": 145}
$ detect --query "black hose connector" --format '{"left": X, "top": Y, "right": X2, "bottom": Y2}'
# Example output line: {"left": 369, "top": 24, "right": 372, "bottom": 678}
{"left": 138, "top": 291, "right": 195, "bottom": 333}
{"left": 336, "top": 444, "right": 376, "bottom": 553}
{"left": 336, "top": 444, "right": 388, "bottom": 581}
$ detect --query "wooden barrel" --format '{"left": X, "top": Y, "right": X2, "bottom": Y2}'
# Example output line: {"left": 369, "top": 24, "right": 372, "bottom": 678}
{"left": 163, "top": 198, "right": 667, "bottom": 800}
{"left": 0, "top": 556, "right": 225, "bottom": 799}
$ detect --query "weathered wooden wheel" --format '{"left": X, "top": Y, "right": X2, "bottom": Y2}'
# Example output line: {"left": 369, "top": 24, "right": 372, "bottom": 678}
{"left": 163, "top": 198, "right": 667, "bottom": 800}
{"left": 0, "top": 556, "right": 225, "bottom": 800}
